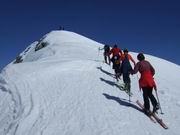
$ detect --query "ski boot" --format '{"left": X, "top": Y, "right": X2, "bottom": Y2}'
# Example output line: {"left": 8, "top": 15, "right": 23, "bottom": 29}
{"left": 153, "top": 103, "right": 160, "bottom": 113}
{"left": 143, "top": 108, "right": 151, "bottom": 116}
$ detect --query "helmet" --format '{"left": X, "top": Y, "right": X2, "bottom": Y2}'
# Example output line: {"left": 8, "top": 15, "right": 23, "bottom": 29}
{"left": 123, "top": 48, "right": 128, "bottom": 53}
{"left": 137, "top": 53, "right": 145, "bottom": 61}
{"left": 113, "top": 44, "right": 117, "bottom": 48}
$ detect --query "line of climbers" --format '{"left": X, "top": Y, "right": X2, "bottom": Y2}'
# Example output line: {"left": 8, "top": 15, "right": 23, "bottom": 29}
{"left": 99, "top": 44, "right": 159, "bottom": 115}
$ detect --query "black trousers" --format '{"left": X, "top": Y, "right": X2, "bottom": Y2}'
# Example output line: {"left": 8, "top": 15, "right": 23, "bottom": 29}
{"left": 122, "top": 72, "right": 130, "bottom": 84}
{"left": 104, "top": 52, "right": 110, "bottom": 64}
{"left": 142, "top": 87, "right": 157, "bottom": 110}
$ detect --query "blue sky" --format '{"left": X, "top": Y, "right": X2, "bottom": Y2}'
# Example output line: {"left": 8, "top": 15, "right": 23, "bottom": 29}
{"left": 0, "top": 0, "right": 180, "bottom": 70}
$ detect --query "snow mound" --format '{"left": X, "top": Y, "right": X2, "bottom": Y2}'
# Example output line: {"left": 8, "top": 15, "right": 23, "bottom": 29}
{"left": 12, "top": 31, "right": 101, "bottom": 63}
{"left": 0, "top": 30, "right": 180, "bottom": 135}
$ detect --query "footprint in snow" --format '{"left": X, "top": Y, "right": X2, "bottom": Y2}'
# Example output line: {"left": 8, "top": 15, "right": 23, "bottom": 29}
{"left": 158, "top": 90, "right": 165, "bottom": 95}
{"left": 176, "top": 101, "right": 180, "bottom": 107}
{"left": 13, "top": 109, "right": 16, "bottom": 113}
{"left": 13, "top": 115, "right": 16, "bottom": 120}
{"left": 146, "top": 131, "right": 152, "bottom": 135}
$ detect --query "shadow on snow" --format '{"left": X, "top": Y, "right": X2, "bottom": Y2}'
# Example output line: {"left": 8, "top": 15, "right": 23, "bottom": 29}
{"left": 100, "top": 77, "right": 119, "bottom": 88}
{"left": 97, "top": 67, "right": 115, "bottom": 78}
{"left": 102, "top": 93, "right": 142, "bottom": 112}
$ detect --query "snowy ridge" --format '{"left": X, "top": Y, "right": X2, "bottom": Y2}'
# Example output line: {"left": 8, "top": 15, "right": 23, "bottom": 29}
{"left": 0, "top": 30, "right": 180, "bottom": 135}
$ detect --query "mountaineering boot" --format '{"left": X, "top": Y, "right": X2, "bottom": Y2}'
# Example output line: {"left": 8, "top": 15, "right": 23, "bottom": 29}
{"left": 153, "top": 103, "right": 160, "bottom": 113}
{"left": 143, "top": 108, "right": 151, "bottom": 116}
{"left": 117, "top": 73, "right": 121, "bottom": 80}
{"left": 124, "top": 83, "right": 130, "bottom": 91}
{"left": 124, "top": 83, "right": 128, "bottom": 91}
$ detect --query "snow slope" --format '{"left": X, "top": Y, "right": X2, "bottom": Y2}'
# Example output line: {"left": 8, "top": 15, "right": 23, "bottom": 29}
{"left": 0, "top": 30, "right": 180, "bottom": 135}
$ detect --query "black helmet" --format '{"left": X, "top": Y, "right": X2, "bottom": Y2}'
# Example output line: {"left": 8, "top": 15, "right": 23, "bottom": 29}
{"left": 137, "top": 53, "right": 145, "bottom": 61}
{"left": 123, "top": 48, "right": 128, "bottom": 53}
{"left": 114, "top": 44, "right": 117, "bottom": 48}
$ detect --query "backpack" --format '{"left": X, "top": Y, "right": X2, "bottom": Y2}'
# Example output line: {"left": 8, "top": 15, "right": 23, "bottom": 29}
{"left": 121, "top": 55, "right": 132, "bottom": 73}
{"left": 104, "top": 45, "right": 110, "bottom": 52}
{"left": 114, "top": 55, "right": 120, "bottom": 65}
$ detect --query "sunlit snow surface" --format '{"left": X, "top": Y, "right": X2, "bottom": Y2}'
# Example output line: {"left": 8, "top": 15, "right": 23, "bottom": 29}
{"left": 0, "top": 31, "right": 180, "bottom": 135}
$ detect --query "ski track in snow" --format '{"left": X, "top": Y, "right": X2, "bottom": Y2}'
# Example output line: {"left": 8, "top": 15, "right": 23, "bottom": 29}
{"left": 0, "top": 30, "right": 180, "bottom": 135}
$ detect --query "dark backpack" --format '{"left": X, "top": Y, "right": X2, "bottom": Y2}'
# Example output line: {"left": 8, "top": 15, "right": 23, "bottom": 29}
{"left": 104, "top": 45, "right": 110, "bottom": 52}
{"left": 121, "top": 55, "right": 132, "bottom": 73}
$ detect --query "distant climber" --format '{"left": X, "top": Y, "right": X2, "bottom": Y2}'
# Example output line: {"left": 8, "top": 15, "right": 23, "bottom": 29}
{"left": 131, "top": 53, "right": 159, "bottom": 115}
{"left": 99, "top": 44, "right": 111, "bottom": 65}
{"left": 59, "top": 26, "right": 65, "bottom": 30}
{"left": 104, "top": 45, "right": 111, "bottom": 65}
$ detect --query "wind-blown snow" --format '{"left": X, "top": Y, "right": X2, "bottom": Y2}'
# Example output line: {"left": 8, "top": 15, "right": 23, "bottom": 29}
{"left": 0, "top": 30, "right": 180, "bottom": 135}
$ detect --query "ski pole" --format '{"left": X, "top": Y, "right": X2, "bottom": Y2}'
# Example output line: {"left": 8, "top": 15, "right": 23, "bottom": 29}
{"left": 98, "top": 47, "right": 100, "bottom": 58}
{"left": 128, "top": 83, "right": 131, "bottom": 102}
{"left": 129, "top": 91, "right": 131, "bottom": 102}
{"left": 155, "top": 90, "right": 164, "bottom": 114}
{"left": 136, "top": 74, "right": 139, "bottom": 80}
{"left": 136, "top": 74, "right": 141, "bottom": 92}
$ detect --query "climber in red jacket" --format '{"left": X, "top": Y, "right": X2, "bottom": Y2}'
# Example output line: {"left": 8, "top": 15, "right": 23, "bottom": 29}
{"left": 109, "top": 44, "right": 122, "bottom": 58}
{"left": 131, "top": 53, "right": 159, "bottom": 115}
{"left": 109, "top": 44, "right": 122, "bottom": 80}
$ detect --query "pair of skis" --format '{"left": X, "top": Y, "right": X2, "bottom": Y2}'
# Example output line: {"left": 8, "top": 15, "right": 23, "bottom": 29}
{"left": 136, "top": 100, "right": 168, "bottom": 129}
{"left": 115, "top": 82, "right": 168, "bottom": 129}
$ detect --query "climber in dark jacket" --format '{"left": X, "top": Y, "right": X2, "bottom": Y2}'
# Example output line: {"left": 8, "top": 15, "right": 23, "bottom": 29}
{"left": 120, "top": 49, "right": 136, "bottom": 91}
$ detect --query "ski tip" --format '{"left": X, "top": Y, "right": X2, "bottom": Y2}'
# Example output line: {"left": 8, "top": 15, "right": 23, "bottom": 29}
{"left": 164, "top": 126, "right": 169, "bottom": 130}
